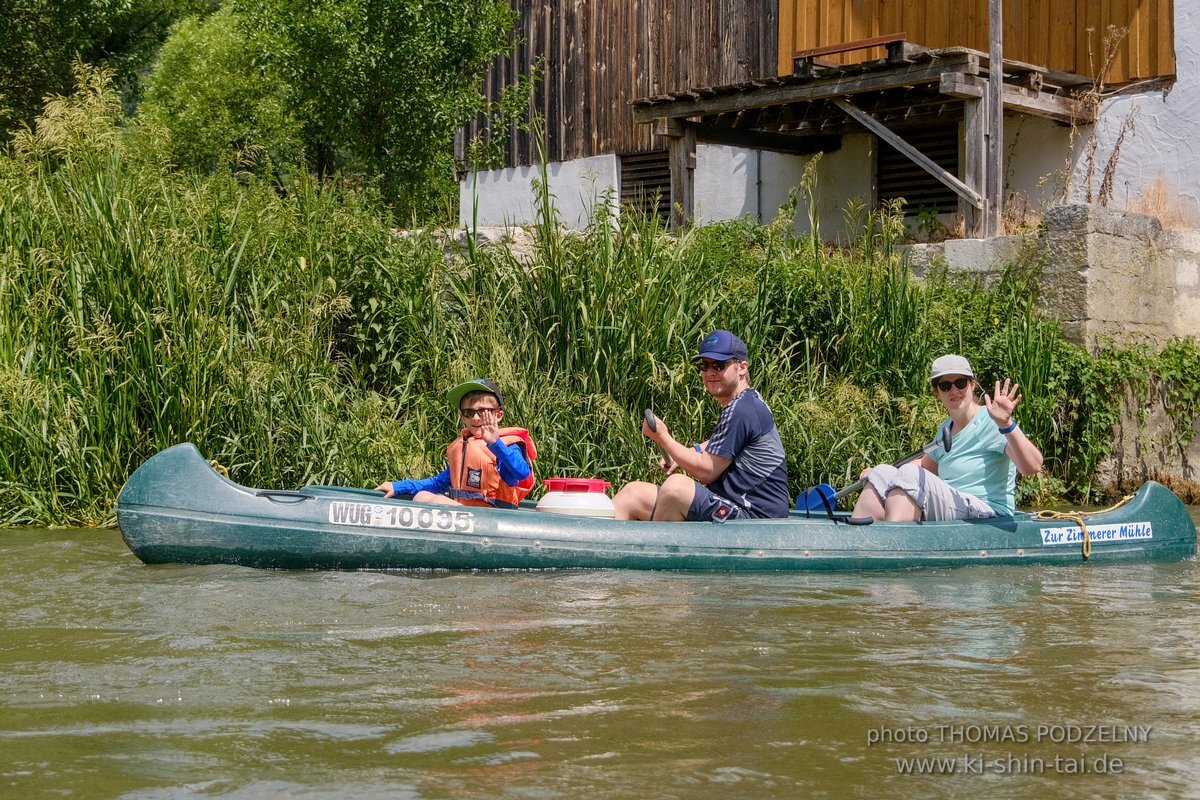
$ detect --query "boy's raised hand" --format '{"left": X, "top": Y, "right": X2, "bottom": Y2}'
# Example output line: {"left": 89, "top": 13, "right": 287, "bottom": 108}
{"left": 479, "top": 409, "right": 501, "bottom": 443}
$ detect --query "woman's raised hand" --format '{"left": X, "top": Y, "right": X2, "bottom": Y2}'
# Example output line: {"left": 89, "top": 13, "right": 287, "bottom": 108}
{"left": 983, "top": 379, "right": 1022, "bottom": 425}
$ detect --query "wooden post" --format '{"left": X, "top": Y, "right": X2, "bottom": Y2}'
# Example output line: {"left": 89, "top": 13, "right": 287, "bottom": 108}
{"left": 962, "top": 96, "right": 986, "bottom": 237}
{"left": 986, "top": 0, "right": 1004, "bottom": 237}
{"left": 665, "top": 120, "right": 696, "bottom": 230}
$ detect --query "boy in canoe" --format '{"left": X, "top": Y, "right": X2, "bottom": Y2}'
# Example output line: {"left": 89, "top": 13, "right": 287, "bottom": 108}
{"left": 375, "top": 378, "right": 536, "bottom": 508}
{"left": 612, "top": 330, "right": 790, "bottom": 521}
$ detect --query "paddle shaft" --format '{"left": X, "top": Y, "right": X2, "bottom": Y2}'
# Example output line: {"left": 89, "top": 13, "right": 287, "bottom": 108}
{"left": 830, "top": 426, "right": 952, "bottom": 504}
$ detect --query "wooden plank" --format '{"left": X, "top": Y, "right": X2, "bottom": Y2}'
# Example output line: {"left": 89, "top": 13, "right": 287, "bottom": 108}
{"left": 986, "top": 0, "right": 1003, "bottom": 237}
{"left": 939, "top": 73, "right": 1092, "bottom": 123}
{"left": 832, "top": 97, "right": 984, "bottom": 208}
{"left": 926, "top": 0, "right": 950, "bottom": 50}
{"left": 794, "top": 32, "right": 907, "bottom": 59}
{"left": 634, "top": 53, "right": 977, "bottom": 122}
{"left": 1048, "top": 0, "right": 1075, "bottom": 77}
{"left": 1157, "top": 0, "right": 1176, "bottom": 78}
{"left": 778, "top": 0, "right": 795, "bottom": 75}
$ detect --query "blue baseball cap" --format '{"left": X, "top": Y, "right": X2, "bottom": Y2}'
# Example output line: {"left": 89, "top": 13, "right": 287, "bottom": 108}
{"left": 694, "top": 330, "right": 749, "bottom": 362}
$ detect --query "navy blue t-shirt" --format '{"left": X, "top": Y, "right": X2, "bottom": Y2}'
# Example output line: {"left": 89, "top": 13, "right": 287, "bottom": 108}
{"left": 703, "top": 389, "right": 790, "bottom": 518}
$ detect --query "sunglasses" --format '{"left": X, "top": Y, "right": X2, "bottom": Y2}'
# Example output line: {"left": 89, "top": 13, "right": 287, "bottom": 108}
{"left": 934, "top": 377, "right": 971, "bottom": 392}
{"left": 460, "top": 407, "right": 499, "bottom": 419}
{"left": 695, "top": 359, "right": 735, "bottom": 372}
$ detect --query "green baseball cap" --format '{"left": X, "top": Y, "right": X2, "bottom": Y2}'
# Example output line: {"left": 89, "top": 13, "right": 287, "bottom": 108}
{"left": 447, "top": 378, "right": 504, "bottom": 409}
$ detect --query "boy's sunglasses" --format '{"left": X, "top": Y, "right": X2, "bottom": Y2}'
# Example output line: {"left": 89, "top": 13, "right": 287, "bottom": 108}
{"left": 935, "top": 377, "right": 971, "bottom": 393}
{"left": 460, "top": 407, "right": 499, "bottom": 418}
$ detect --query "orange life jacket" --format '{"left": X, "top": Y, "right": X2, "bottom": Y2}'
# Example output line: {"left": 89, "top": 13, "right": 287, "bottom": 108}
{"left": 445, "top": 427, "right": 536, "bottom": 508}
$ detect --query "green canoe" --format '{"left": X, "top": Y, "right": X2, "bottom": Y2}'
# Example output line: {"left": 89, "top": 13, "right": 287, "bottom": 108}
{"left": 117, "top": 443, "right": 1197, "bottom": 571}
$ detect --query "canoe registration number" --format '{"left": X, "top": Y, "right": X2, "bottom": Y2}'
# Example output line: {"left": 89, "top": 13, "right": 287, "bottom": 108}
{"left": 328, "top": 501, "right": 475, "bottom": 534}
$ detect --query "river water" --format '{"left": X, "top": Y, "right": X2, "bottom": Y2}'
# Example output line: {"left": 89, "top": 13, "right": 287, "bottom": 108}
{"left": 3, "top": 512, "right": 1199, "bottom": 799}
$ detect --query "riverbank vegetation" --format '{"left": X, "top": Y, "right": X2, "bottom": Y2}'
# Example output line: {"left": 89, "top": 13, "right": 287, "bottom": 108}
{"left": 2, "top": 69, "right": 1198, "bottom": 526}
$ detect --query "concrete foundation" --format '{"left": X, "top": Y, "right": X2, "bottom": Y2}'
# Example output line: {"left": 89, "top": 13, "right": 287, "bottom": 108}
{"left": 903, "top": 203, "right": 1200, "bottom": 496}
{"left": 905, "top": 204, "right": 1199, "bottom": 346}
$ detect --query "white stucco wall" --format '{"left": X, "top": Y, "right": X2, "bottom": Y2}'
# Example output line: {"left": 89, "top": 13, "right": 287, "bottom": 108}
{"left": 459, "top": 154, "right": 619, "bottom": 229}
{"left": 691, "top": 135, "right": 875, "bottom": 240}
{"left": 1065, "top": 3, "right": 1200, "bottom": 218}
{"left": 1003, "top": 115, "right": 1073, "bottom": 214}
{"left": 693, "top": 145, "right": 759, "bottom": 221}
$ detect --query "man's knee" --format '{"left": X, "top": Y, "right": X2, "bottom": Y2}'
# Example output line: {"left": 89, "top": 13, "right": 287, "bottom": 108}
{"left": 651, "top": 474, "right": 696, "bottom": 521}
{"left": 658, "top": 474, "right": 695, "bottom": 502}
{"left": 613, "top": 481, "right": 657, "bottom": 520}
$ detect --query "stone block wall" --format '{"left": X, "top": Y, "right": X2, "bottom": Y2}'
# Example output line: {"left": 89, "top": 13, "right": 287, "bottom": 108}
{"left": 902, "top": 203, "right": 1200, "bottom": 496}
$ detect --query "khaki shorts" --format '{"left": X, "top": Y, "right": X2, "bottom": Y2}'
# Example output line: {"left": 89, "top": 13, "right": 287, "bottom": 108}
{"left": 864, "top": 463, "right": 995, "bottom": 521}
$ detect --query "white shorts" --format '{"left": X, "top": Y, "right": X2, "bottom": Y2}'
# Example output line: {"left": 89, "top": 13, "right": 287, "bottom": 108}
{"left": 864, "top": 463, "right": 996, "bottom": 521}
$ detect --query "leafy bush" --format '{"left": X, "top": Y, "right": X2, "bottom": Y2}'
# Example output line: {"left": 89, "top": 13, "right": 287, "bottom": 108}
{"left": 140, "top": 8, "right": 302, "bottom": 172}
{"left": 0, "top": 0, "right": 210, "bottom": 135}
{"left": 230, "top": 0, "right": 516, "bottom": 217}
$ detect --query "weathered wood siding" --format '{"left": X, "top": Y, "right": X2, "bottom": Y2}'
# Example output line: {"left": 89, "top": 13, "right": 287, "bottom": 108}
{"left": 778, "top": 0, "right": 1175, "bottom": 83}
{"left": 463, "top": 0, "right": 778, "bottom": 167}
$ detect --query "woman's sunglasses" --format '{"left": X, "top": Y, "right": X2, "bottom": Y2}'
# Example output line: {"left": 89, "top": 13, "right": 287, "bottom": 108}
{"left": 934, "top": 377, "right": 971, "bottom": 393}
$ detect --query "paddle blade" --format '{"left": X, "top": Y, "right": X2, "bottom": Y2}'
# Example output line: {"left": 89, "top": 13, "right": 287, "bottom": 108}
{"left": 798, "top": 483, "right": 836, "bottom": 511}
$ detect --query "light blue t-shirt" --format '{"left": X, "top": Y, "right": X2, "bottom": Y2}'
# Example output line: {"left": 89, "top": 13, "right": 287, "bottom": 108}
{"left": 929, "top": 408, "right": 1017, "bottom": 515}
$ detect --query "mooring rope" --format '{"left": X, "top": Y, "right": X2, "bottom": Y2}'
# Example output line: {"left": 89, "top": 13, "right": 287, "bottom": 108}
{"left": 208, "top": 459, "right": 230, "bottom": 478}
{"left": 1033, "top": 493, "right": 1136, "bottom": 561}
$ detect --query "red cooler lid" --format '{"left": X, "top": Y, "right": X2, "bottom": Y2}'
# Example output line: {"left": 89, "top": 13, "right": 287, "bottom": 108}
{"left": 541, "top": 477, "right": 611, "bottom": 493}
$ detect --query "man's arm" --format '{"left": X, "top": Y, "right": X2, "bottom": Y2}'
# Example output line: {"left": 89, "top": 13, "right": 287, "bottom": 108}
{"left": 643, "top": 416, "right": 731, "bottom": 485}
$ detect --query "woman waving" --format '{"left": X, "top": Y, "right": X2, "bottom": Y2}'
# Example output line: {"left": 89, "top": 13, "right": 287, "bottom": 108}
{"left": 851, "top": 355, "right": 1044, "bottom": 522}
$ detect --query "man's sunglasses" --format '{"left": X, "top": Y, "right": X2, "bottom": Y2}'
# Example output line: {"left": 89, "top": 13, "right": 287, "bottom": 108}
{"left": 934, "top": 377, "right": 971, "bottom": 392}
{"left": 695, "top": 359, "right": 735, "bottom": 372}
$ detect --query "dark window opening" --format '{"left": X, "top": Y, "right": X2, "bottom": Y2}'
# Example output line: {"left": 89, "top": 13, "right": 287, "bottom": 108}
{"left": 620, "top": 151, "right": 671, "bottom": 224}
{"left": 876, "top": 127, "right": 959, "bottom": 217}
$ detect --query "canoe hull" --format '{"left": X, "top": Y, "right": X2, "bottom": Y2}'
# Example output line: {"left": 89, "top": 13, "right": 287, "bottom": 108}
{"left": 117, "top": 444, "right": 1198, "bottom": 571}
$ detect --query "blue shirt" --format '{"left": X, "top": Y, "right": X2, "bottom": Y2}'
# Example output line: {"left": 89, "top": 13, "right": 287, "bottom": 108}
{"left": 703, "top": 389, "right": 790, "bottom": 518}
{"left": 929, "top": 408, "right": 1016, "bottom": 515}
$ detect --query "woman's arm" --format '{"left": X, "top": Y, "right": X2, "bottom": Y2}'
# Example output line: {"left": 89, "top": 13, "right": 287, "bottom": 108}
{"left": 984, "top": 379, "right": 1043, "bottom": 476}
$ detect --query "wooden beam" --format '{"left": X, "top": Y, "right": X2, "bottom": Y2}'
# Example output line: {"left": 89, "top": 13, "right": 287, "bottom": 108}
{"left": 794, "top": 33, "right": 908, "bottom": 60}
{"left": 986, "top": 0, "right": 1003, "bottom": 238}
{"left": 692, "top": 124, "right": 841, "bottom": 156}
{"left": 939, "top": 73, "right": 1091, "bottom": 124}
{"left": 632, "top": 53, "right": 979, "bottom": 124}
{"left": 832, "top": 97, "right": 984, "bottom": 209}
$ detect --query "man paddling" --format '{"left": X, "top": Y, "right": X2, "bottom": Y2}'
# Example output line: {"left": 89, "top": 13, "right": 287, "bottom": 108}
{"left": 612, "top": 330, "right": 790, "bottom": 521}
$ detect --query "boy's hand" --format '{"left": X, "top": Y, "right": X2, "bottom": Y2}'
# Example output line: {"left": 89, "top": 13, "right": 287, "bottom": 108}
{"left": 479, "top": 409, "right": 500, "bottom": 443}
{"left": 375, "top": 482, "right": 396, "bottom": 498}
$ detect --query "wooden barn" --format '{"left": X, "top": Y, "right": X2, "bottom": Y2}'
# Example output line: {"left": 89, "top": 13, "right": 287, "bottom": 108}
{"left": 457, "top": 0, "right": 1184, "bottom": 238}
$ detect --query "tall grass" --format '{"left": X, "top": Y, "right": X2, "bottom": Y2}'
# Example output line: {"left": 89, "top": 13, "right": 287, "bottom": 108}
{"left": 2, "top": 67, "right": 1192, "bottom": 525}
